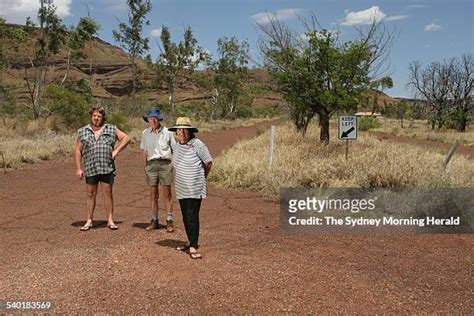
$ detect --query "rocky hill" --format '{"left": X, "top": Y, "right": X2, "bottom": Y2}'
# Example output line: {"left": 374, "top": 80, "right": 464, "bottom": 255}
{"left": 1, "top": 24, "right": 404, "bottom": 112}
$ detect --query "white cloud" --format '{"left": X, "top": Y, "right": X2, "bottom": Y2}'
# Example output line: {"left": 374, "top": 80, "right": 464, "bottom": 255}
{"left": 341, "top": 6, "right": 386, "bottom": 26}
{"left": 150, "top": 28, "right": 163, "bottom": 38}
{"left": 0, "top": 0, "right": 72, "bottom": 24}
{"left": 250, "top": 8, "right": 304, "bottom": 24}
{"left": 341, "top": 6, "right": 409, "bottom": 26}
{"left": 424, "top": 23, "right": 443, "bottom": 32}
{"left": 385, "top": 15, "right": 409, "bottom": 22}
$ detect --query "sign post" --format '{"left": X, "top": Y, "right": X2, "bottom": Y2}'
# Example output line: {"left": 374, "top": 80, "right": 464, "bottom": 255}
{"left": 338, "top": 115, "right": 358, "bottom": 160}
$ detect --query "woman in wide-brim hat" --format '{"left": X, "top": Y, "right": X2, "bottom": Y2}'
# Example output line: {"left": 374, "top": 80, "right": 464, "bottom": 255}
{"left": 169, "top": 117, "right": 212, "bottom": 259}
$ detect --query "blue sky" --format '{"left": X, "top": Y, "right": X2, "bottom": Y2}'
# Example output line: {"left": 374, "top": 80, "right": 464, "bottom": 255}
{"left": 1, "top": 0, "right": 473, "bottom": 97}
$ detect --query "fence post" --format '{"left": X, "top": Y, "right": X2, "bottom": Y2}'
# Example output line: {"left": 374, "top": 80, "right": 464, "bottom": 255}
{"left": 443, "top": 141, "right": 460, "bottom": 168}
{"left": 268, "top": 125, "right": 275, "bottom": 169}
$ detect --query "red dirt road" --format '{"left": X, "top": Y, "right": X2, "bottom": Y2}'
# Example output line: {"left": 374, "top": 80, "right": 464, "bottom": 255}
{"left": 1, "top": 121, "right": 472, "bottom": 313}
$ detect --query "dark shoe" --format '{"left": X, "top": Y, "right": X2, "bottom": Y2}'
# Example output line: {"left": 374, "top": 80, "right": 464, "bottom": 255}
{"left": 145, "top": 219, "right": 159, "bottom": 231}
{"left": 166, "top": 220, "right": 174, "bottom": 233}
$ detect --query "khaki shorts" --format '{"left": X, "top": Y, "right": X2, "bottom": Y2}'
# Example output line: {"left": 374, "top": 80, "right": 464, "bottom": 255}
{"left": 145, "top": 159, "right": 173, "bottom": 186}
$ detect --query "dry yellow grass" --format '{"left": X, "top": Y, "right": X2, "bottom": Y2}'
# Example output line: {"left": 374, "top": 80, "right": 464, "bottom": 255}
{"left": 0, "top": 133, "right": 74, "bottom": 169}
{"left": 127, "top": 117, "right": 278, "bottom": 143}
{"left": 373, "top": 117, "right": 474, "bottom": 146}
{"left": 209, "top": 122, "right": 474, "bottom": 195}
{"left": 0, "top": 116, "right": 278, "bottom": 169}
{"left": 128, "top": 116, "right": 278, "bottom": 132}
{"left": 0, "top": 118, "right": 73, "bottom": 169}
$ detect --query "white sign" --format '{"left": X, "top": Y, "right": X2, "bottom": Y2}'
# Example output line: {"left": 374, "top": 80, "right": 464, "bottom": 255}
{"left": 338, "top": 115, "right": 357, "bottom": 140}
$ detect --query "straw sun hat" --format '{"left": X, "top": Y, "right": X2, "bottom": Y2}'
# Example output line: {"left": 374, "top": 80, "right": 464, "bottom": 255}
{"left": 168, "top": 117, "right": 199, "bottom": 133}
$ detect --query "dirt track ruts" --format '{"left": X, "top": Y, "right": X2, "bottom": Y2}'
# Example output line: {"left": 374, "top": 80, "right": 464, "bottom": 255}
{"left": 0, "top": 120, "right": 472, "bottom": 313}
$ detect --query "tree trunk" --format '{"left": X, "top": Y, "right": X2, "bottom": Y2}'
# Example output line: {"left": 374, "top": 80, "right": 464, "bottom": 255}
{"left": 89, "top": 39, "right": 93, "bottom": 83}
{"left": 457, "top": 115, "right": 467, "bottom": 132}
{"left": 33, "top": 68, "right": 46, "bottom": 119}
{"left": 169, "top": 82, "right": 175, "bottom": 119}
{"left": 131, "top": 60, "right": 137, "bottom": 97}
{"left": 319, "top": 113, "right": 330, "bottom": 144}
{"left": 61, "top": 49, "right": 71, "bottom": 86}
{"left": 209, "top": 89, "right": 218, "bottom": 121}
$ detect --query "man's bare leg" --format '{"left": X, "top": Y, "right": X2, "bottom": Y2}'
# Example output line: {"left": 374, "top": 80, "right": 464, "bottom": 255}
{"left": 101, "top": 182, "right": 116, "bottom": 228}
{"left": 150, "top": 185, "right": 159, "bottom": 219}
{"left": 162, "top": 185, "right": 173, "bottom": 214}
{"left": 146, "top": 186, "right": 159, "bottom": 230}
{"left": 81, "top": 184, "right": 97, "bottom": 230}
{"left": 162, "top": 185, "right": 174, "bottom": 232}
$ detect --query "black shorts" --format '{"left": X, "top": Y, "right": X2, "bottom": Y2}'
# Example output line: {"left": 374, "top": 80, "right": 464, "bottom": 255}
{"left": 85, "top": 172, "right": 115, "bottom": 185}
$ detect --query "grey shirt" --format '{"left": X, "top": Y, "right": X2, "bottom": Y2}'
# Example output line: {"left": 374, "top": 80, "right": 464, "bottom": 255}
{"left": 140, "top": 126, "right": 176, "bottom": 161}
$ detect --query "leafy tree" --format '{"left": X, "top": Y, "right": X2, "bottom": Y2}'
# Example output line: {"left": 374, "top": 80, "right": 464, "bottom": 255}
{"left": 0, "top": 86, "right": 15, "bottom": 125}
{"left": 209, "top": 36, "right": 250, "bottom": 120}
{"left": 61, "top": 17, "right": 100, "bottom": 85}
{"left": 0, "top": 18, "right": 28, "bottom": 123}
{"left": 155, "top": 26, "right": 208, "bottom": 117}
{"left": 257, "top": 14, "right": 394, "bottom": 142}
{"left": 396, "top": 100, "right": 408, "bottom": 128}
{"left": 372, "top": 76, "right": 393, "bottom": 114}
{"left": 43, "top": 84, "right": 90, "bottom": 128}
{"left": 23, "top": 0, "right": 67, "bottom": 118}
{"left": 0, "top": 18, "right": 29, "bottom": 79}
{"left": 113, "top": 0, "right": 151, "bottom": 97}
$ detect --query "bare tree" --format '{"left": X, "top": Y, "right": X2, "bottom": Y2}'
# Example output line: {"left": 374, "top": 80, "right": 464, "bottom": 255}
{"left": 407, "top": 56, "right": 472, "bottom": 130}
{"left": 449, "top": 54, "right": 474, "bottom": 131}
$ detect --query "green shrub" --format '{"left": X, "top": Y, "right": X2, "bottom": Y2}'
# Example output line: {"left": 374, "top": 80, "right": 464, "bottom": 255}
{"left": 358, "top": 116, "right": 381, "bottom": 131}
{"left": 107, "top": 111, "right": 132, "bottom": 133}
{"left": 238, "top": 105, "right": 253, "bottom": 118}
{"left": 174, "top": 105, "right": 192, "bottom": 118}
{"left": 112, "top": 94, "right": 150, "bottom": 116}
{"left": 0, "top": 86, "right": 15, "bottom": 123}
{"left": 43, "top": 84, "right": 90, "bottom": 129}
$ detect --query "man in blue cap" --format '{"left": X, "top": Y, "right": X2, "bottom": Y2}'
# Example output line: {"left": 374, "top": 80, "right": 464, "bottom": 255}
{"left": 140, "top": 107, "right": 176, "bottom": 232}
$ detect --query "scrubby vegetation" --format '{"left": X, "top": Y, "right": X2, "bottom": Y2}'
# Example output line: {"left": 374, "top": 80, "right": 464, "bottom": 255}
{"left": 373, "top": 118, "right": 474, "bottom": 146}
{"left": 358, "top": 116, "right": 381, "bottom": 131}
{"left": 209, "top": 122, "right": 474, "bottom": 195}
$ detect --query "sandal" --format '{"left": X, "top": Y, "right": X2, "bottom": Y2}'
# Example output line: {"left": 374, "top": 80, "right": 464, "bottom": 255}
{"left": 80, "top": 222, "right": 93, "bottom": 231}
{"left": 107, "top": 223, "right": 119, "bottom": 230}
{"left": 189, "top": 251, "right": 202, "bottom": 259}
{"left": 176, "top": 245, "right": 190, "bottom": 252}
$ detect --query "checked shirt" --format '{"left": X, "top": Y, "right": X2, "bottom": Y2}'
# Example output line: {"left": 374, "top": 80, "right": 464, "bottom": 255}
{"left": 77, "top": 124, "right": 117, "bottom": 177}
